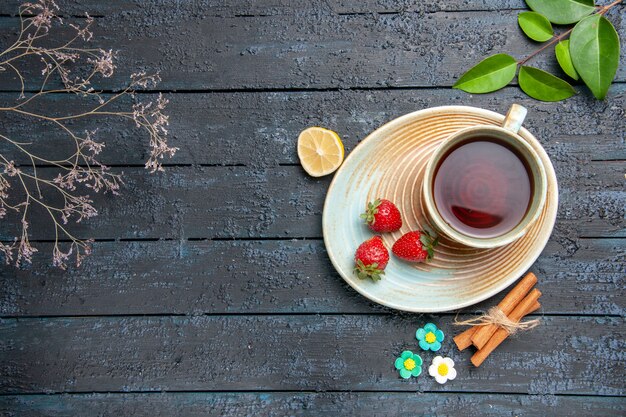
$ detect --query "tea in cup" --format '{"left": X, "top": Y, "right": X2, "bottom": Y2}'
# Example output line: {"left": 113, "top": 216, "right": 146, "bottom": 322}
{"left": 422, "top": 105, "right": 547, "bottom": 249}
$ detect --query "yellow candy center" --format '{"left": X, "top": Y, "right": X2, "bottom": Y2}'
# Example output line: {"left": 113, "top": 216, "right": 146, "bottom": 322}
{"left": 403, "top": 358, "right": 416, "bottom": 371}
{"left": 438, "top": 363, "right": 449, "bottom": 376}
{"left": 425, "top": 332, "right": 437, "bottom": 344}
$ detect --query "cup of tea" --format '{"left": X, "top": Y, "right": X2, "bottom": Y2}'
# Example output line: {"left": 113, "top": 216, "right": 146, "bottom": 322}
{"left": 422, "top": 104, "right": 547, "bottom": 249}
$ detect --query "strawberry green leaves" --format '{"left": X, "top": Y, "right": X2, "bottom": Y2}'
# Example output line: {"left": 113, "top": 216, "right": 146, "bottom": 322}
{"left": 569, "top": 15, "right": 620, "bottom": 100}
{"left": 518, "top": 12, "right": 553, "bottom": 42}
{"left": 452, "top": 54, "right": 517, "bottom": 94}
{"left": 518, "top": 66, "right": 576, "bottom": 101}
{"left": 555, "top": 40, "right": 579, "bottom": 80}
{"left": 525, "top": 0, "right": 595, "bottom": 25}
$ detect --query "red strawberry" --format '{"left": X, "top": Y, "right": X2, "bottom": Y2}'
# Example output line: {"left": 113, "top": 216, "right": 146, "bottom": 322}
{"left": 392, "top": 231, "right": 438, "bottom": 263}
{"left": 354, "top": 236, "right": 389, "bottom": 282}
{"left": 360, "top": 198, "right": 402, "bottom": 233}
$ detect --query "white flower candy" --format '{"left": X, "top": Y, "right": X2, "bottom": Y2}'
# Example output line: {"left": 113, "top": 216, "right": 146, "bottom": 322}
{"left": 429, "top": 356, "right": 457, "bottom": 384}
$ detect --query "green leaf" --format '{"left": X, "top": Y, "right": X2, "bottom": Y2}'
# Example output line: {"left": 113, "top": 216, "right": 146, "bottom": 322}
{"left": 518, "top": 66, "right": 576, "bottom": 102}
{"left": 555, "top": 40, "right": 579, "bottom": 80}
{"left": 525, "top": 0, "right": 595, "bottom": 25}
{"left": 453, "top": 54, "right": 517, "bottom": 94}
{"left": 518, "top": 12, "right": 554, "bottom": 42}
{"left": 569, "top": 15, "right": 620, "bottom": 100}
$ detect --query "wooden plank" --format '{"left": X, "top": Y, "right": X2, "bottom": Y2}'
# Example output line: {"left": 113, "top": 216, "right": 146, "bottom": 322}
{"left": 1, "top": 86, "right": 625, "bottom": 166}
{"left": 2, "top": 0, "right": 518, "bottom": 17}
{"left": 0, "top": 315, "right": 624, "bottom": 394}
{"left": 0, "top": 161, "right": 623, "bottom": 241}
{"left": 331, "top": 0, "right": 527, "bottom": 14}
{"left": 0, "top": 10, "right": 624, "bottom": 91}
{"left": 0, "top": 165, "right": 327, "bottom": 240}
{"left": 1, "top": 392, "right": 624, "bottom": 417}
{"left": 0, "top": 0, "right": 529, "bottom": 17}
{"left": 1, "top": 238, "right": 623, "bottom": 316}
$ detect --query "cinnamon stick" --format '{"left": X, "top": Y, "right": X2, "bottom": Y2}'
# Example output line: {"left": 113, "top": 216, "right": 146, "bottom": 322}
{"left": 471, "top": 289, "right": 542, "bottom": 367}
{"left": 526, "top": 301, "right": 541, "bottom": 317}
{"left": 453, "top": 326, "right": 478, "bottom": 351}
{"left": 471, "top": 272, "right": 538, "bottom": 349}
{"left": 454, "top": 300, "right": 541, "bottom": 351}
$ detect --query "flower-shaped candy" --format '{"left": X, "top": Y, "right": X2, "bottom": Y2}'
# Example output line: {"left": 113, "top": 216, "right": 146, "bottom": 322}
{"left": 394, "top": 350, "right": 423, "bottom": 379}
{"left": 416, "top": 322, "right": 444, "bottom": 351}
{"left": 429, "top": 356, "right": 457, "bottom": 384}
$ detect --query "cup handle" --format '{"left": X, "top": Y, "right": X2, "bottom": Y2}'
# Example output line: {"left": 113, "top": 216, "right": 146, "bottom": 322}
{"left": 502, "top": 104, "right": 527, "bottom": 133}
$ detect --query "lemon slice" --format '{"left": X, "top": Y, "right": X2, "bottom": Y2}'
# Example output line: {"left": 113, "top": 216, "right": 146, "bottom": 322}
{"left": 297, "top": 127, "right": 344, "bottom": 177}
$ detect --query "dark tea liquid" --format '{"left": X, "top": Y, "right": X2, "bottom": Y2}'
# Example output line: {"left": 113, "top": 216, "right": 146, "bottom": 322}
{"left": 433, "top": 138, "right": 532, "bottom": 239}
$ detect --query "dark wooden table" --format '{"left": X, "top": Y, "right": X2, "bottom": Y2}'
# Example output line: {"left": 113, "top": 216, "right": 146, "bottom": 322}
{"left": 1, "top": 1, "right": 625, "bottom": 416}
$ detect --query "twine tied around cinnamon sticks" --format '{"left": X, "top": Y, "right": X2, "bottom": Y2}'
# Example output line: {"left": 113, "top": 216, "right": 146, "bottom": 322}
{"left": 453, "top": 272, "right": 542, "bottom": 367}
{"left": 454, "top": 305, "right": 540, "bottom": 336}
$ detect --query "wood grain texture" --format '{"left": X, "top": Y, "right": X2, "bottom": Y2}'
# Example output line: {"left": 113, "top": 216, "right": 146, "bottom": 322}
{"left": 1, "top": 392, "right": 624, "bottom": 417}
{"left": 1, "top": 86, "right": 624, "bottom": 166}
{"left": 0, "top": 9, "right": 624, "bottom": 91}
{"left": 1, "top": 315, "right": 624, "bottom": 394}
{"left": 1, "top": 239, "right": 623, "bottom": 316}
{"left": 0, "top": 0, "right": 529, "bottom": 17}
{"left": 0, "top": 162, "right": 622, "bottom": 241}
{"left": 0, "top": 0, "right": 624, "bottom": 410}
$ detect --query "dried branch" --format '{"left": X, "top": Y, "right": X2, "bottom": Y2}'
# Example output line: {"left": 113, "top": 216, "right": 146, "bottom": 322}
{"left": 0, "top": 0, "right": 177, "bottom": 268}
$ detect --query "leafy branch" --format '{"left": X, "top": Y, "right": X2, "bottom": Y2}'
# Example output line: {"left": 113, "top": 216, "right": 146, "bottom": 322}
{"left": 453, "top": 0, "right": 623, "bottom": 101}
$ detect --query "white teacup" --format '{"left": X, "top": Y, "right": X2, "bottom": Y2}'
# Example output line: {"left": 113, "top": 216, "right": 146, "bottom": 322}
{"left": 422, "top": 105, "right": 548, "bottom": 249}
